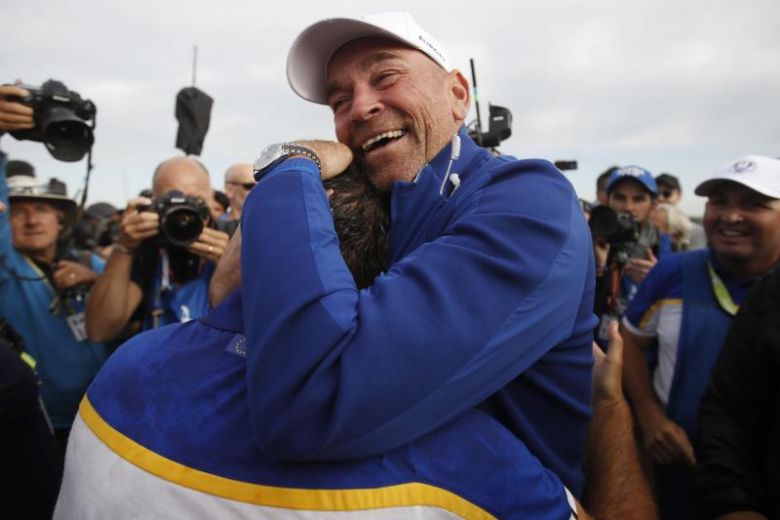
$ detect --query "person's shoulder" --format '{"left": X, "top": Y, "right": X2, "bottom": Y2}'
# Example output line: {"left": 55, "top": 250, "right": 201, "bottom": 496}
{"left": 626, "top": 253, "right": 684, "bottom": 316}
{"left": 477, "top": 156, "right": 578, "bottom": 209}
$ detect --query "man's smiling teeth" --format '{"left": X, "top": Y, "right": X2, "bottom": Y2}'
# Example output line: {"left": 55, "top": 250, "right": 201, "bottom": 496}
{"left": 720, "top": 229, "right": 747, "bottom": 236}
{"left": 361, "top": 129, "right": 405, "bottom": 151}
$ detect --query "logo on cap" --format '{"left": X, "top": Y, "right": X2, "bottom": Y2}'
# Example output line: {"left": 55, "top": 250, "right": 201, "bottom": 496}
{"left": 728, "top": 160, "right": 756, "bottom": 174}
{"left": 619, "top": 166, "right": 646, "bottom": 178}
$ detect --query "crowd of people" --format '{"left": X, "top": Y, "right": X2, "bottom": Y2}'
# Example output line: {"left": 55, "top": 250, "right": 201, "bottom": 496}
{"left": 1, "top": 10, "right": 778, "bottom": 520}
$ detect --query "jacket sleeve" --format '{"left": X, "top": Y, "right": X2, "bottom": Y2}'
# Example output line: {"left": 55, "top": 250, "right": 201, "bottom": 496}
{"left": 241, "top": 157, "right": 593, "bottom": 461}
{"left": 0, "top": 152, "right": 15, "bottom": 284}
{"left": 696, "top": 273, "right": 776, "bottom": 518}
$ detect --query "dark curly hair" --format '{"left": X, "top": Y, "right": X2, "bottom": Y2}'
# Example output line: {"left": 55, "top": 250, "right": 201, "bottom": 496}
{"left": 324, "top": 164, "right": 389, "bottom": 289}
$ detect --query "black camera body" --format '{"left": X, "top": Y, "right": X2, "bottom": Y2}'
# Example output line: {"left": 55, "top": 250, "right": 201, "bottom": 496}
{"left": 9, "top": 79, "right": 96, "bottom": 162}
{"left": 589, "top": 205, "right": 659, "bottom": 266}
{"left": 147, "top": 190, "right": 239, "bottom": 249}
{"left": 150, "top": 191, "right": 211, "bottom": 248}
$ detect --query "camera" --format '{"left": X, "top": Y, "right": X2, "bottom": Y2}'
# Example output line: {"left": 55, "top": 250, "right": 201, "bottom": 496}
{"left": 8, "top": 79, "right": 96, "bottom": 162}
{"left": 589, "top": 206, "right": 657, "bottom": 266}
{"left": 149, "top": 190, "right": 238, "bottom": 248}
{"left": 150, "top": 191, "right": 211, "bottom": 248}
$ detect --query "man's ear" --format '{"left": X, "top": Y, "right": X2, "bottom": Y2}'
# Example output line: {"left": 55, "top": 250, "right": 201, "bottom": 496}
{"left": 449, "top": 70, "right": 470, "bottom": 122}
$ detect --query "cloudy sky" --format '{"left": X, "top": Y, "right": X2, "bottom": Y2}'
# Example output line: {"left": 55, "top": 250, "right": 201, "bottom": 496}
{"left": 2, "top": 0, "right": 778, "bottom": 216}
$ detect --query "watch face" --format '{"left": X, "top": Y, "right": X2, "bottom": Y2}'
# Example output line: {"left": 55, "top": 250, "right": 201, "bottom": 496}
{"left": 253, "top": 143, "right": 285, "bottom": 174}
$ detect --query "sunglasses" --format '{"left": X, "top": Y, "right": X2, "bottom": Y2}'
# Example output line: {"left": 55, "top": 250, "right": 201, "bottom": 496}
{"left": 226, "top": 181, "right": 256, "bottom": 191}
{"left": 660, "top": 189, "right": 676, "bottom": 199}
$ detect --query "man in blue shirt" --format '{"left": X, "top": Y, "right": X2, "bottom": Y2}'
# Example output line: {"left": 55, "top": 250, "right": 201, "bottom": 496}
{"left": 621, "top": 155, "right": 780, "bottom": 518}
{"left": 240, "top": 11, "right": 596, "bottom": 496}
{"left": 0, "top": 85, "right": 110, "bottom": 441}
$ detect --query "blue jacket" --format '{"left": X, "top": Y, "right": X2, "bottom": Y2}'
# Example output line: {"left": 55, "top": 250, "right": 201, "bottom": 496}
{"left": 227, "top": 128, "right": 596, "bottom": 495}
{"left": 64, "top": 309, "right": 575, "bottom": 519}
{"left": 0, "top": 151, "right": 109, "bottom": 429}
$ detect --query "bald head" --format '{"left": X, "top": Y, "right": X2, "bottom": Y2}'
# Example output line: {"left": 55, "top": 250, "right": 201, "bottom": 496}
{"left": 223, "top": 162, "right": 255, "bottom": 219}
{"left": 152, "top": 156, "right": 212, "bottom": 202}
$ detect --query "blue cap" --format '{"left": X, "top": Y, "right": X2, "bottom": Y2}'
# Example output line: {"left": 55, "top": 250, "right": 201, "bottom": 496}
{"left": 606, "top": 165, "right": 658, "bottom": 196}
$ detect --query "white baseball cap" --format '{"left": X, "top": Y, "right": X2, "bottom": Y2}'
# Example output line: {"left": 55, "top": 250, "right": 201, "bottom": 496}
{"left": 695, "top": 155, "right": 780, "bottom": 199}
{"left": 286, "top": 11, "right": 452, "bottom": 105}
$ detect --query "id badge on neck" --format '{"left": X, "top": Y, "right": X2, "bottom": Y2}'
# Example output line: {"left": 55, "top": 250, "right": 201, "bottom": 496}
{"left": 66, "top": 312, "right": 88, "bottom": 342}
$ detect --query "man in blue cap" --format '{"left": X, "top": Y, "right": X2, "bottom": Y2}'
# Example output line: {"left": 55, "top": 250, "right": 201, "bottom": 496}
{"left": 593, "top": 165, "right": 672, "bottom": 342}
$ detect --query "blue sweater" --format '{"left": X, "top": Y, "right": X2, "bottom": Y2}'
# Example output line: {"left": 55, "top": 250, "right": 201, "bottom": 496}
{"left": 226, "top": 129, "right": 596, "bottom": 495}
{"left": 0, "top": 151, "right": 109, "bottom": 429}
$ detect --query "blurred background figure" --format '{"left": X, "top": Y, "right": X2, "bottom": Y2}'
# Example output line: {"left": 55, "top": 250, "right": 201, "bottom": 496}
{"left": 72, "top": 202, "right": 122, "bottom": 259}
{"left": 211, "top": 189, "right": 229, "bottom": 220}
{"left": 222, "top": 162, "right": 254, "bottom": 221}
{"left": 656, "top": 172, "right": 707, "bottom": 250}
{"left": 651, "top": 203, "right": 693, "bottom": 252}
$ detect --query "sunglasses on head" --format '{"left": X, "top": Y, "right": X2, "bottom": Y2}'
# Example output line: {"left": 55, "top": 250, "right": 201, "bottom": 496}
{"left": 226, "top": 181, "right": 256, "bottom": 190}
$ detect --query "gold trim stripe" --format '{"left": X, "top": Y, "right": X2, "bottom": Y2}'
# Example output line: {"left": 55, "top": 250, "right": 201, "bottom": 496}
{"left": 639, "top": 298, "right": 682, "bottom": 330}
{"left": 79, "top": 397, "right": 493, "bottom": 518}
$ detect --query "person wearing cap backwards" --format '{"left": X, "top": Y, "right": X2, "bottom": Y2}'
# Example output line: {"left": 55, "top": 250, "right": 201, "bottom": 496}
{"left": 620, "top": 155, "right": 780, "bottom": 519}
{"left": 0, "top": 93, "right": 110, "bottom": 448}
{"left": 231, "top": 10, "right": 596, "bottom": 498}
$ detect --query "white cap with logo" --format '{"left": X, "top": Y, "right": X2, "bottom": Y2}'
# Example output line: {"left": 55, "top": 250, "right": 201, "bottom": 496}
{"left": 695, "top": 155, "right": 780, "bottom": 199}
{"left": 286, "top": 11, "right": 451, "bottom": 105}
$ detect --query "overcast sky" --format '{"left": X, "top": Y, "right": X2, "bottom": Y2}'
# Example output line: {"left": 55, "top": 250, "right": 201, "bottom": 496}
{"left": 2, "top": 0, "right": 778, "bottom": 216}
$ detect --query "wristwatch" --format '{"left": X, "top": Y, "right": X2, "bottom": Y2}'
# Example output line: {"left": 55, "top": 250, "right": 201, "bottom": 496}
{"left": 253, "top": 143, "right": 321, "bottom": 181}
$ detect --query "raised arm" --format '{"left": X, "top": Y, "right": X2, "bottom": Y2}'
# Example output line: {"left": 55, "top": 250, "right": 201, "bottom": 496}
{"left": 621, "top": 324, "right": 696, "bottom": 467}
{"left": 241, "top": 155, "right": 593, "bottom": 461}
{"left": 581, "top": 321, "right": 658, "bottom": 520}
{"left": 85, "top": 197, "right": 153, "bottom": 341}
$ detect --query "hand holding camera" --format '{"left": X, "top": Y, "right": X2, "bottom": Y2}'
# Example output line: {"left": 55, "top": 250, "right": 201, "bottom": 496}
{"left": 117, "top": 197, "right": 160, "bottom": 253}
{"left": 0, "top": 84, "right": 35, "bottom": 132}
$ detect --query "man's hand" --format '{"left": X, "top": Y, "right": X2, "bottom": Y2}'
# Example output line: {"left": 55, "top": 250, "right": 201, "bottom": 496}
{"left": 52, "top": 260, "right": 98, "bottom": 291}
{"left": 187, "top": 226, "right": 229, "bottom": 264}
{"left": 117, "top": 197, "right": 159, "bottom": 252}
{"left": 591, "top": 320, "right": 625, "bottom": 409}
{"left": 624, "top": 248, "right": 657, "bottom": 284}
{"left": 293, "top": 140, "right": 353, "bottom": 180}
{"left": 637, "top": 402, "right": 697, "bottom": 466}
{"left": 0, "top": 84, "right": 34, "bottom": 132}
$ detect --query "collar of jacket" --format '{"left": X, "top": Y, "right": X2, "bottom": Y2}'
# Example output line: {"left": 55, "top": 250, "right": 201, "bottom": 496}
{"left": 387, "top": 126, "right": 492, "bottom": 262}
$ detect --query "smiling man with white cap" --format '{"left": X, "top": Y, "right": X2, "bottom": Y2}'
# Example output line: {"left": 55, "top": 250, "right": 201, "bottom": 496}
{"left": 620, "top": 154, "right": 780, "bottom": 519}
{"left": 234, "top": 10, "right": 600, "bottom": 499}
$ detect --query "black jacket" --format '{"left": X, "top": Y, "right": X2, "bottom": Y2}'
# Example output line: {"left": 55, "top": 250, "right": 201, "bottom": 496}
{"left": 696, "top": 265, "right": 780, "bottom": 519}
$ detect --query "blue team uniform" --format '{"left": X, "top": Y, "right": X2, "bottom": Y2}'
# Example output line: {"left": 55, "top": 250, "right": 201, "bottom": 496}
{"left": 54, "top": 300, "right": 577, "bottom": 519}
{"left": 0, "top": 152, "right": 109, "bottom": 429}
{"left": 239, "top": 128, "right": 597, "bottom": 495}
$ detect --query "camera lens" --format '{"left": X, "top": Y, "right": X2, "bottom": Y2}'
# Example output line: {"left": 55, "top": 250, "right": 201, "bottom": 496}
{"left": 41, "top": 107, "right": 94, "bottom": 162}
{"left": 160, "top": 206, "right": 204, "bottom": 247}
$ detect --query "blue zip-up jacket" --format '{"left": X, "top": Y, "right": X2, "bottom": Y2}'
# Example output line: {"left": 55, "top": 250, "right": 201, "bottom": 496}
{"left": 0, "top": 151, "right": 109, "bottom": 429}
{"left": 236, "top": 129, "right": 597, "bottom": 495}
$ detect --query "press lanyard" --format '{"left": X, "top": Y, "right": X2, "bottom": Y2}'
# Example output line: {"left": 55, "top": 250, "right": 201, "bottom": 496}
{"left": 707, "top": 261, "right": 739, "bottom": 316}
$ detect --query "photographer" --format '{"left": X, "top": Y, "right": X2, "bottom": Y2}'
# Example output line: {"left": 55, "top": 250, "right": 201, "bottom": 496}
{"left": 86, "top": 156, "right": 229, "bottom": 342}
{"left": 1, "top": 84, "right": 110, "bottom": 446}
{"left": 592, "top": 165, "right": 671, "bottom": 341}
